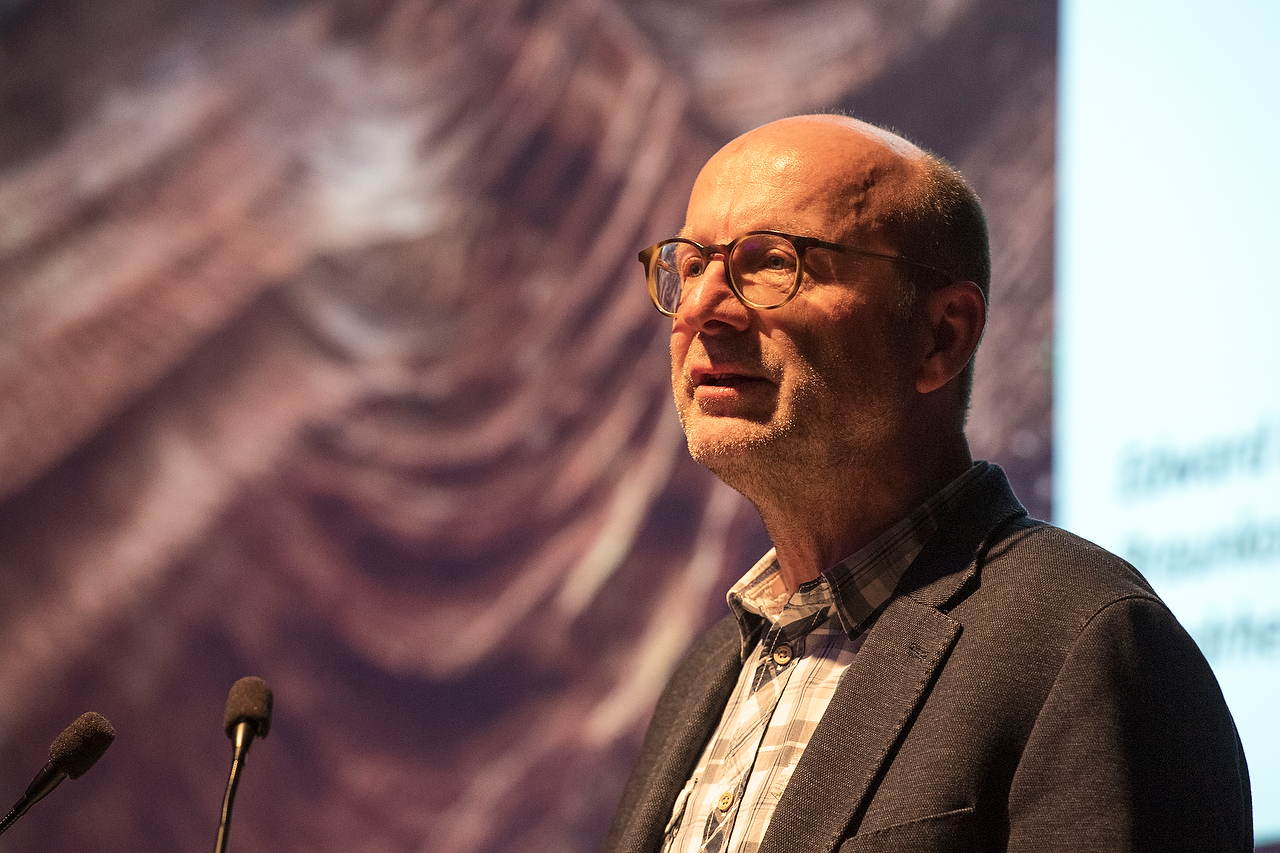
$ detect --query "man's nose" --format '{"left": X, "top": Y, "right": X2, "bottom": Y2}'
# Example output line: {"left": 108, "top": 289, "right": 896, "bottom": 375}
{"left": 674, "top": 256, "right": 751, "bottom": 332}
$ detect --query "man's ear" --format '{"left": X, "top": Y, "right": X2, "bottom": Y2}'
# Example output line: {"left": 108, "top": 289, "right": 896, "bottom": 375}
{"left": 916, "top": 280, "right": 987, "bottom": 394}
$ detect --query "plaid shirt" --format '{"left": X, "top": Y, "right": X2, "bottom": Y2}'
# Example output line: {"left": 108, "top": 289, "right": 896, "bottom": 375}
{"left": 661, "top": 463, "right": 987, "bottom": 853}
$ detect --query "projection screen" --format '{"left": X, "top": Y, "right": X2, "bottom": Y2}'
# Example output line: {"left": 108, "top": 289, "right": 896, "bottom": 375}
{"left": 1056, "top": 0, "right": 1280, "bottom": 842}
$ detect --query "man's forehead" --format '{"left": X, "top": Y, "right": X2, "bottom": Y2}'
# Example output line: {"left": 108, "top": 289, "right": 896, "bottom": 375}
{"left": 684, "top": 116, "right": 919, "bottom": 239}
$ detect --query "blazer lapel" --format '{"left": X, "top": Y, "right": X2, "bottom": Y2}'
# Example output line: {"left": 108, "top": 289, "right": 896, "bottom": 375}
{"left": 759, "top": 594, "right": 961, "bottom": 852}
{"left": 756, "top": 465, "right": 1026, "bottom": 852}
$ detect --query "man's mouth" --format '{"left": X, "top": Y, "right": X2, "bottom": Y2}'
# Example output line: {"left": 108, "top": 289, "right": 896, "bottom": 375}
{"left": 690, "top": 368, "right": 772, "bottom": 392}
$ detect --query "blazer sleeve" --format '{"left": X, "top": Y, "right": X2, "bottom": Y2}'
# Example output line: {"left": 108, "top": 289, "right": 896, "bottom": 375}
{"left": 1006, "top": 594, "right": 1253, "bottom": 851}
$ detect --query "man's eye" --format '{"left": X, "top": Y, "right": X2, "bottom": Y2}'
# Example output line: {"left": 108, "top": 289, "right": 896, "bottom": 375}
{"left": 682, "top": 259, "right": 705, "bottom": 278}
{"left": 745, "top": 250, "right": 795, "bottom": 276}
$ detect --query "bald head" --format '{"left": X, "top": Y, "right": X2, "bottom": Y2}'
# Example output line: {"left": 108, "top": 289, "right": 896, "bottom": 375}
{"left": 694, "top": 114, "right": 989, "bottom": 300}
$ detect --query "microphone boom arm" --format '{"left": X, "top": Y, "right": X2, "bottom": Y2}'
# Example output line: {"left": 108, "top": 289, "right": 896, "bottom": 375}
{"left": 214, "top": 721, "right": 256, "bottom": 853}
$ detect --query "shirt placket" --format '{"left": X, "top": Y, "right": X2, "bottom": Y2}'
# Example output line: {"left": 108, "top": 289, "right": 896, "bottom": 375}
{"left": 695, "top": 612, "right": 821, "bottom": 853}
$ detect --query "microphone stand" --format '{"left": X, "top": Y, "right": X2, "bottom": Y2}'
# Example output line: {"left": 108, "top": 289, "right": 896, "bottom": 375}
{"left": 0, "top": 764, "right": 66, "bottom": 837}
{"left": 214, "top": 722, "right": 254, "bottom": 853}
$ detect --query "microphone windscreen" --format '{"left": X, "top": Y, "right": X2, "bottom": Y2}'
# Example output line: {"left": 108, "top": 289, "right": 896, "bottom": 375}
{"left": 49, "top": 712, "right": 115, "bottom": 779}
{"left": 223, "top": 676, "right": 273, "bottom": 739}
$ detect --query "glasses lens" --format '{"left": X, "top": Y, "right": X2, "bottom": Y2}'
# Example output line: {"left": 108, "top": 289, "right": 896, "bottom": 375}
{"left": 650, "top": 241, "right": 703, "bottom": 314}
{"left": 730, "top": 234, "right": 799, "bottom": 308}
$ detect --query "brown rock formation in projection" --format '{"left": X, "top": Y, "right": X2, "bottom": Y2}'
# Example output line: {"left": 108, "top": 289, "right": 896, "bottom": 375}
{"left": 0, "top": 0, "right": 1054, "bottom": 850}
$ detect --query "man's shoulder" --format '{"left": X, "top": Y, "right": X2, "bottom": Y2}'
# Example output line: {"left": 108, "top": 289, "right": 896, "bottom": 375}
{"left": 906, "top": 463, "right": 1163, "bottom": 621}
{"left": 985, "top": 515, "right": 1156, "bottom": 601}
{"left": 953, "top": 514, "right": 1182, "bottom": 649}
{"left": 657, "top": 614, "right": 742, "bottom": 701}
{"left": 684, "top": 611, "right": 741, "bottom": 661}
{"left": 933, "top": 462, "right": 1161, "bottom": 613}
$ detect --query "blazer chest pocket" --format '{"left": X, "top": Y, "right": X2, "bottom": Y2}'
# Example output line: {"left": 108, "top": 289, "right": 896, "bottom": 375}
{"left": 837, "top": 805, "right": 978, "bottom": 852}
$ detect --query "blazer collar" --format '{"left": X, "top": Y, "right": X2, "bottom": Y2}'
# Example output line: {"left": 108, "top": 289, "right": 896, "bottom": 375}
{"left": 757, "top": 464, "right": 1028, "bottom": 853}
{"left": 895, "top": 462, "right": 1029, "bottom": 611}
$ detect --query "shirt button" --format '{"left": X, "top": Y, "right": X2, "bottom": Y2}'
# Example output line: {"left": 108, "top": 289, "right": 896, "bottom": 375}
{"left": 772, "top": 645, "right": 793, "bottom": 666}
{"left": 716, "top": 790, "right": 735, "bottom": 812}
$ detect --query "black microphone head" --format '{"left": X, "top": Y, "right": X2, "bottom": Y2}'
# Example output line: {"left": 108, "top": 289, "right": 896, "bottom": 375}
{"left": 223, "top": 676, "right": 272, "bottom": 739}
{"left": 49, "top": 712, "right": 115, "bottom": 779}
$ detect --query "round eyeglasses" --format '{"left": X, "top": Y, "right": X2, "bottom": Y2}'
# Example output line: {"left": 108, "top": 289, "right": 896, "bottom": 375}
{"left": 638, "top": 230, "right": 953, "bottom": 316}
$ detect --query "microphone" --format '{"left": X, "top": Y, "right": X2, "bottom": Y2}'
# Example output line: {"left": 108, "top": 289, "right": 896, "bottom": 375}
{"left": 215, "top": 676, "right": 272, "bottom": 853}
{"left": 0, "top": 711, "right": 115, "bottom": 837}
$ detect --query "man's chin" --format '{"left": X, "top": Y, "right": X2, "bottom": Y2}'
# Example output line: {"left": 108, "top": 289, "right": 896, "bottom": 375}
{"left": 683, "top": 421, "right": 780, "bottom": 470}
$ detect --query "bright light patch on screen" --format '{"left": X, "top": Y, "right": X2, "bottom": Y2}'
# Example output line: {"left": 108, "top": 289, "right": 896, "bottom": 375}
{"left": 1057, "top": 0, "right": 1280, "bottom": 841}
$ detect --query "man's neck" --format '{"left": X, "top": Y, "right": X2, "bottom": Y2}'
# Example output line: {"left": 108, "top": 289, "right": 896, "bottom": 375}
{"left": 746, "top": 438, "right": 974, "bottom": 595}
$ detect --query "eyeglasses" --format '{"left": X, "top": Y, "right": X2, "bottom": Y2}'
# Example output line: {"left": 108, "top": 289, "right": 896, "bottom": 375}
{"left": 638, "top": 230, "right": 953, "bottom": 316}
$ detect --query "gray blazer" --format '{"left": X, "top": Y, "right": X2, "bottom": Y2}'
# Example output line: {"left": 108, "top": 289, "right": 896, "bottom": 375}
{"left": 603, "top": 466, "right": 1252, "bottom": 852}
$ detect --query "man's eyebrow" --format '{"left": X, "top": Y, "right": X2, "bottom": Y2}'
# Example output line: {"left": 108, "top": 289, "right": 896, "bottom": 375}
{"left": 676, "top": 226, "right": 695, "bottom": 239}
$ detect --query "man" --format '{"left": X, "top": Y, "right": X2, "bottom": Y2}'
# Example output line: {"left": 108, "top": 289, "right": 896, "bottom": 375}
{"left": 603, "top": 114, "right": 1251, "bottom": 852}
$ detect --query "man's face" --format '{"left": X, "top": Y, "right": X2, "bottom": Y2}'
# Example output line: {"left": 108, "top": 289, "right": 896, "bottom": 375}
{"left": 669, "top": 123, "right": 926, "bottom": 488}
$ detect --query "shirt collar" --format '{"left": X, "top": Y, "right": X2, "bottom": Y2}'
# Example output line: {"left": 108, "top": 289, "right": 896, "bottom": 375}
{"left": 727, "top": 461, "right": 989, "bottom": 659}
